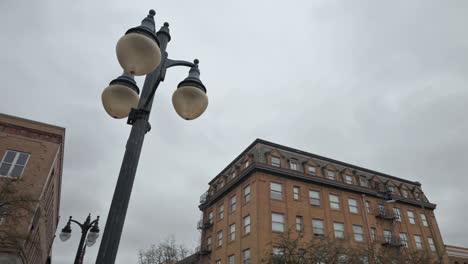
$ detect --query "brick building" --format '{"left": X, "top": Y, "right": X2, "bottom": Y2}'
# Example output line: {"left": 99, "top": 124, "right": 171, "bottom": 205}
{"left": 446, "top": 245, "right": 468, "bottom": 264}
{"left": 0, "top": 114, "right": 65, "bottom": 264}
{"left": 190, "top": 139, "right": 449, "bottom": 263}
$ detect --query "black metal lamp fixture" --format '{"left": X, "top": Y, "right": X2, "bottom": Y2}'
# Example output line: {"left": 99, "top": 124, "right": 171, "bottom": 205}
{"left": 97, "top": 9, "right": 209, "bottom": 264}
{"left": 59, "top": 214, "right": 100, "bottom": 264}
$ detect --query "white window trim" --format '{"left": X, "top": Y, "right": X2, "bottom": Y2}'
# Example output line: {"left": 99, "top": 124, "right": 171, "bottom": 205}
{"left": 0, "top": 150, "right": 30, "bottom": 178}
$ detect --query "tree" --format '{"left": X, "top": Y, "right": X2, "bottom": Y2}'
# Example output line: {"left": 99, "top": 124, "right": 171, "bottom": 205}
{"left": 0, "top": 177, "right": 37, "bottom": 249}
{"left": 261, "top": 229, "right": 437, "bottom": 264}
{"left": 137, "top": 236, "right": 191, "bottom": 264}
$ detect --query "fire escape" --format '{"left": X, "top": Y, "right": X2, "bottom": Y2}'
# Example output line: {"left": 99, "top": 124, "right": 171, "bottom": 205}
{"left": 196, "top": 192, "right": 213, "bottom": 256}
{"left": 374, "top": 188, "right": 404, "bottom": 249}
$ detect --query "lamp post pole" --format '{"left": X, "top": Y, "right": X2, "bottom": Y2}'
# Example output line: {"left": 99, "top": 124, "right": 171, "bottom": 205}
{"left": 96, "top": 10, "right": 208, "bottom": 264}
{"left": 59, "top": 214, "right": 100, "bottom": 264}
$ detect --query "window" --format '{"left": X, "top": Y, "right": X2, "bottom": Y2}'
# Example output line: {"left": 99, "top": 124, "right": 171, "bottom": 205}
{"left": 270, "top": 182, "right": 283, "bottom": 200}
{"left": 393, "top": 208, "right": 401, "bottom": 222}
{"left": 337, "top": 254, "right": 347, "bottom": 264}
{"left": 353, "top": 225, "right": 364, "bottom": 242}
{"left": 421, "top": 214, "right": 428, "bottom": 227}
{"left": 230, "top": 195, "right": 237, "bottom": 212}
{"left": 245, "top": 160, "right": 249, "bottom": 168}
{"left": 327, "top": 171, "right": 335, "bottom": 180}
{"left": 244, "top": 185, "right": 251, "bottom": 203}
{"left": 271, "top": 156, "right": 280, "bottom": 167}
{"left": 273, "top": 248, "right": 284, "bottom": 256}
{"left": 360, "top": 177, "right": 368, "bottom": 187}
{"left": 408, "top": 211, "right": 416, "bottom": 224}
{"left": 308, "top": 166, "right": 316, "bottom": 175}
{"left": 217, "top": 231, "right": 223, "bottom": 247}
{"left": 333, "top": 222, "right": 345, "bottom": 239}
{"left": 388, "top": 186, "right": 395, "bottom": 193}
{"left": 0, "top": 205, "right": 10, "bottom": 225}
{"left": 220, "top": 180, "right": 224, "bottom": 188}
{"left": 384, "top": 230, "right": 393, "bottom": 243}
{"left": 402, "top": 189, "right": 409, "bottom": 198}
{"left": 378, "top": 204, "right": 386, "bottom": 215}
{"left": 312, "top": 219, "right": 324, "bottom": 235}
{"left": 293, "top": 186, "right": 300, "bottom": 200}
{"left": 365, "top": 201, "right": 371, "bottom": 213}
{"left": 296, "top": 216, "right": 303, "bottom": 232}
{"left": 208, "top": 211, "right": 213, "bottom": 224}
{"left": 289, "top": 161, "right": 298, "bottom": 170}
{"left": 370, "top": 228, "right": 376, "bottom": 241}
{"left": 329, "top": 194, "right": 340, "bottom": 210}
{"left": 244, "top": 215, "right": 251, "bottom": 234}
{"left": 272, "top": 213, "right": 285, "bottom": 232}
{"left": 414, "top": 235, "right": 423, "bottom": 249}
{"left": 242, "top": 249, "right": 251, "bottom": 264}
{"left": 399, "top": 233, "right": 408, "bottom": 248}
{"left": 348, "top": 198, "right": 359, "bottom": 214}
{"left": 309, "top": 190, "right": 321, "bottom": 206}
{"left": 229, "top": 224, "right": 236, "bottom": 241}
{"left": 0, "top": 150, "right": 30, "bottom": 178}
{"left": 415, "top": 192, "right": 421, "bottom": 200}
{"left": 207, "top": 236, "right": 212, "bottom": 250}
{"left": 216, "top": 260, "right": 221, "bottom": 264}
{"left": 360, "top": 256, "right": 369, "bottom": 264}
{"left": 428, "top": 237, "right": 436, "bottom": 251}
{"left": 345, "top": 175, "right": 353, "bottom": 184}
{"left": 218, "top": 204, "right": 224, "bottom": 220}
{"left": 228, "top": 255, "right": 235, "bottom": 264}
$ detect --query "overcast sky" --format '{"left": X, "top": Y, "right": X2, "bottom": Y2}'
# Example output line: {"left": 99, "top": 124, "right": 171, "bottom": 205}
{"left": 1, "top": 0, "right": 467, "bottom": 263}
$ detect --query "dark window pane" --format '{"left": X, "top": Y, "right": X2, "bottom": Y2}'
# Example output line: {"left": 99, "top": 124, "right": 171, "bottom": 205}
{"left": 0, "top": 163, "right": 11, "bottom": 176}
{"left": 3, "top": 151, "right": 16, "bottom": 163}
{"left": 16, "top": 153, "right": 29, "bottom": 165}
{"left": 10, "top": 165, "right": 25, "bottom": 178}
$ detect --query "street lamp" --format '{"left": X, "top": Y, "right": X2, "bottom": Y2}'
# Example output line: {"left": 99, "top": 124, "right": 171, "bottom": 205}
{"left": 96, "top": 9, "right": 209, "bottom": 263}
{"left": 59, "top": 214, "right": 100, "bottom": 264}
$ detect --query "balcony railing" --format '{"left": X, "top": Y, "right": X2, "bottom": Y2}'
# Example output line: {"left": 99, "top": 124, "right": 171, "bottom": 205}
{"left": 200, "top": 191, "right": 209, "bottom": 204}
{"left": 197, "top": 219, "right": 213, "bottom": 230}
{"left": 195, "top": 245, "right": 212, "bottom": 256}
{"left": 379, "top": 236, "right": 404, "bottom": 248}
{"left": 374, "top": 208, "right": 396, "bottom": 221}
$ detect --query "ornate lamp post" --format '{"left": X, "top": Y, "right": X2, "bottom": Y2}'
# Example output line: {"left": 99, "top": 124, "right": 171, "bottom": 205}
{"left": 97, "top": 9, "right": 209, "bottom": 264}
{"left": 59, "top": 214, "right": 100, "bottom": 264}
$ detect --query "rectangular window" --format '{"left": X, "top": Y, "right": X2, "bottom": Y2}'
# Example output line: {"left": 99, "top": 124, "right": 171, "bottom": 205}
{"left": 229, "top": 224, "right": 236, "bottom": 241}
{"left": 353, "top": 225, "right": 364, "bottom": 242}
{"left": 293, "top": 186, "right": 300, "bottom": 200}
{"left": 312, "top": 219, "right": 324, "bottom": 235}
{"left": 218, "top": 204, "right": 224, "bottom": 220}
{"left": 244, "top": 185, "right": 251, "bottom": 203}
{"left": 415, "top": 192, "right": 421, "bottom": 200}
{"left": 345, "top": 175, "right": 353, "bottom": 184}
{"left": 329, "top": 194, "right": 340, "bottom": 210}
{"left": 378, "top": 204, "right": 386, "bottom": 215}
{"left": 231, "top": 172, "right": 236, "bottom": 179}
{"left": 308, "top": 166, "right": 316, "bottom": 175}
{"left": 420, "top": 214, "right": 428, "bottom": 227}
{"left": 217, "top": 231, "right": 223, "bottom": 247}
{"left": 348, "top": 198, "right": 359, "bottom": 214}
{"left": 229, "top": 255, "right": 235, "bottom": 264}
{"left": 370, "top": 228, "right": 376, "bottom": 241}
{"left": 216, "top": 260, "right": 221, "bottom": 264}
{"left": 289, "top": 161, "right": 298, "bottom": 170}
{"left": 408, "top": 211, "right": 416, "bottom": 224}
{"left": 271, "top": 157, "right": 281, "bottom": 167}
{"left": 360, "top": 177, "right": 368, "bottom": 187}
{"left": 295, "top": 216, "right": 303, "bottom": 232}
{"left": 384, "top": 230, "right": 393, "bottom": 243}
{"left": 0, "top": 150, "right": 30, "bottom": 178}
{"left": 365, "top": 201, "right": 371, "bottom": 213}
{"left": 0, "top": 205, "right": 10, "bottom": 225}
{"left": 327, "top": 171, "right": 335, "bottom": 180}
{"left": 220, "top": 181, "right": 224, "bottom": 188}
{"left": 388, "top": 186, "right": 395, "bottom": 193}
{"left": 428, "top": 237, "right": 436, "bottom": 251}
{"left": 400, "top": 233, "right": 408, "bottom": 248}
{"left": 393, "top": 208, "right": 401, "bottom": 222}
{"left": 272, "top": 213, "right": 285, "bottom": 232}
{"left": 414, "top": 235, "right": 423, "bottom": 249}
{"left": 207, "top": 237, "right": 212, "bottom": 250}
{"left": 244, "top": 215, "right": 251, "bottom": 234}
{"left": 309, "top": 190, "right": 321, "bottom": 206}
{"left": 208, "top": 211, "right": 213, "bottom": 224}
{"left": 230, "top": 195, "right": 237, "bottom": 212}
{"left": 270, "top": 182, "right": 283, "bottom": 200}
{"left": 333, "top": 222, "right": 345, "bottom": 239}
{"left": 402, "top": 190, "right": 409, "bottom": 198}
{"left": 245, "top": 161, "right": 249, "bottom": 168}
{"left": 242, "top": 249, "right": 251, "bottom": 264}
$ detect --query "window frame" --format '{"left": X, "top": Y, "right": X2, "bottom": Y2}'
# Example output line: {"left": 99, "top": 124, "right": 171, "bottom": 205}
{"left": 243, "top": 215, "right": 251, "bottom": 234}
{"left": 333, "top": 222, "right": 345, "bottom": 239}
{"left": 407, "top": 211, "right": 416, "bottom": 224}
{"left": 242, "top": 249, "right": 251, "bottom": 264}
{"left": 353, "top": 225, "right": 364, "bottom": 242}
{"left": 345, "top": 175, "right": 353, "bottom": 184}
{"left": 218, "top": 204, "right": 224, "bottom": 220}
{"left": 309, "top": 190, "right": 321, "bottom": 206}
{"left": 0, "top": 150, "right": 30, "bottom": 178}
{"left": 229, "top": 223, "right": 236, "bottom": 241}
{"left": 272, "top": 212, "right": 285, "bottom": 232}
{"left": 393, "top": 208, "right": 402, "bottom": 222}
{"left": 217, "top": 230, "right": 223, "bottom": 247}
{"left": 228, "top": 255, "right": 235, "bottom": 264}
{"left": 384, "top": 229, "right": 393, "bottom": 243}
{"left": 399, "top": 233, "right": 408, "bottom": 248}
{"left": 420, "top": 213, "right": 428, "bottom": 227}
{"left": 308, "top": 165, "right": 316, "bottom": 175}
{"left": 327, "top": 170, "right": 336, "bottom": 180}
{"left": 348, "top": 198, "right": 359, "bottom": 214}
{"left": 271, "top": 156, "right": 281, "bottom": 167}
{"left": 230, "top": 195, "right": 237, "bottom": 212}
{"left": 312, "top": 219, "right": 325, "bottom": 236}
{"left": 270, "top": 182, "right": 283, "bottom": 200}
{"left": 329, "top": 194, "right": 340, "bottom": 210}
{"left": 293, "top": 186, "right": 300, "bottom": 200}
{"left": 428, "top": 237, "right": 436, "bottom": 251}
{"left": 414, "top": 235, "right": 423, "bottom": 249}
{"left": 295, "top": 216, "right": 303, "bottom": 232}
{"left": 244, "top": 185, "right": 251, "bottom": 203}
{"left": 289, "top": 160, "right": 298, "bottom": 170}
{"left": 365, "top": 201, "right": 372, "bottom": 213}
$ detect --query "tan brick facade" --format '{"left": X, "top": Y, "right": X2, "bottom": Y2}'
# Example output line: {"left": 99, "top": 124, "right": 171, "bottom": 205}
{"left": 0, "top": 114, "right": 64, "bottom": 264}
{"left": 193, "top": 139, "right": 450, "bottom": 264}
{"left": 446, "top": 245, "right": 468, "bottom": 264}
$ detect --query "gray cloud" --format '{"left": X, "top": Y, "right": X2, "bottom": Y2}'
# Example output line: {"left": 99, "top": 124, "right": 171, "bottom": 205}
{"left": 1, "top": 0, "right": 467, "bottom": 263}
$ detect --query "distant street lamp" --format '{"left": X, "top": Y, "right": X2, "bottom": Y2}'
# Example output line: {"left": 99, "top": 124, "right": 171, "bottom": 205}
{"left": 59, "top": 214, "right": 100, "bottom": 264}
{"left": 97, "top": 9, "right": 208, "bottom": 264}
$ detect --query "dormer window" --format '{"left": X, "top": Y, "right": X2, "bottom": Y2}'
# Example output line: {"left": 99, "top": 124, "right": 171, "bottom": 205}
{"left": 308, "top": 166, "right": 316, "bottom": 175}
{"left": 244, "top": 161, "right": 249, "bottom": 168}
{"left": 388, "top": 186, "right": 395, "bottom": 193}
{"left": 327, "top": 171, "right": 335, "bottom": 180}
{"left": 402, "top": 190, "right": 409, "bottom": 198}
{"left": 360, "top": 177, "right": 368, "bottom": 187}
{"left": 271, "top": 156, "right": 281, "bottom": 167}
{"left": 219, "top": 180, "right": 224, "bottom": 188}
{"left": 415, "top": 192, "right": 421, "bottom": 200}
{"left": 231, "top": 172, "right": 236, "bottom": 179}
{"left": 345, "top": 175, "right": 353, "bottom": 184}
{"left": 289, "top": 160, "right": 298, "bottom": 170}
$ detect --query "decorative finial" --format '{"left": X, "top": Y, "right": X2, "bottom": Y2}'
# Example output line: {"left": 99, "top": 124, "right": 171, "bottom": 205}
{"left": 149, "top": 10, "right": 156, "bottom": 17}
{"left": 164, "top": 22, "right": 169, "bottom": 27}
{"left": 194, "top": 59, "right": 199, "bottom": 65}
